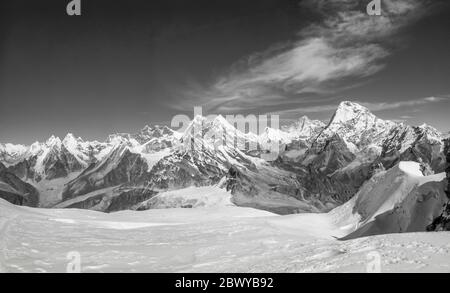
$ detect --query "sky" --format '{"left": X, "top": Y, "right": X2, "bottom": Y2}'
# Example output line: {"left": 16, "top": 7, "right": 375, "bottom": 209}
{"left": 0, "top": 0, "right": 449, "bottom": 144}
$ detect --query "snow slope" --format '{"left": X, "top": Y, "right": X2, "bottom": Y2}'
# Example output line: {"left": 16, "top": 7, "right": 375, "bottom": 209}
{"left": 1, "top": 191, "right": 450, "bottom": 273}
{"left": 331, "top": 162, "right": 447, "bottom": 239}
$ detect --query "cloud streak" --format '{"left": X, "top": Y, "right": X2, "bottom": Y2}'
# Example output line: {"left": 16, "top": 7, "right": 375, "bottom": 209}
{"left": 273, "top": 96, "right": 448, "bottom": 116}
{"left": 174, "top": 0, "right": 440, "bottom": 114}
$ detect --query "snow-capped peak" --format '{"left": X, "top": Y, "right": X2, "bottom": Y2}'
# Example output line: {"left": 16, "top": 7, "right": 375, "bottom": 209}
{"left": 313, "top": 101, "right": 398, "bottom": 152}
{"left": 62, "top": 133, "right": 83, "bottom": 147}
{"left": 330, "top": 101, "right": 374, "bottom": 125}
{"left": 282, "top": 116, "right": 326, "bottom": 140}
{"left": 417, "top": 124, "right": 443, "bottom": 143}
{"left": 182, "top": 115, "right": 233, "bottom": 137}
{"left": 108, "top": 135, "right": 140, "bottom": 148}
{"left": 29, "top": 141, "right": 43, "bottom": 155}
{"left": 45, "top": 135, "right": 62, "bottom": 147}
{"left": 211, "top": 115, "right": 242, "bottom": 133}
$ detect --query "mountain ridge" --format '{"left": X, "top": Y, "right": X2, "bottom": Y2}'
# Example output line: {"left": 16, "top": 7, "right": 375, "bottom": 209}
{"left": 0, "top": 101, "right": 447, "bottom": 213}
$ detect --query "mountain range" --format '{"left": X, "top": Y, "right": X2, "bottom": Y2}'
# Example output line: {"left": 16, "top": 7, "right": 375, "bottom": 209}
{"left": 1, "top": 101, "right": 448, "bottom": 216}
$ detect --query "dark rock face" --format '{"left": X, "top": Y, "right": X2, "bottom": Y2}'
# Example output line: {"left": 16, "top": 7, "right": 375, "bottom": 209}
{"left": 62, "top": 146, "right": 149, "bottom": 201}
{"left": 62, "top": 187, "right": 157, "bottom": 213}
{"left": 105, "top": 188, "right": 157, "bottom": 212}
{"left": 380, "top": 125, "right": 444, "bottom": 173}
{"left": 43, "top": 144, "right": 85, "bottom": 180}
{"left": 427, "top": 139, "right": 450, "bottom": 231}
{"left": 308, "top": 135, "right": 356, "bottom": 175}
{"left": 0, "top": 162, "right": 39, "bottom": 207}
{"left": 225, "top": 166, "right": 258, "bottom": 197}
{"left": 271, "top": 134, "right": 363, "bottom": 206}
{"left": 427, "top": 203, "right": 450, "bottom": 231}
{"left": 224, "top": 162, "right": 335, "bottom": 214}
{"left": 7, "top": 156, "right": 37, "bottom": 181}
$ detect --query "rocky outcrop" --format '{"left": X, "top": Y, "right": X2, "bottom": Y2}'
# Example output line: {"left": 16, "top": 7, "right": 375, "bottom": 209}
{"left": 0, "top": 162, "right": 39, "bottom": 207}
{"left": 427, "top": 141, "right": 450, "bottom": 231}
{"left": 225, "top": 166, "right": 258, "bottom": 197}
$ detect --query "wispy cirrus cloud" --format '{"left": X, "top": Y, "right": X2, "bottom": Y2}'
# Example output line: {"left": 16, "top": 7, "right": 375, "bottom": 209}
{"left": 273, "top": 95, "right": 448, "bottom": 116}
{"left": 173, "top": 0, "right": 441, "bottom": 114}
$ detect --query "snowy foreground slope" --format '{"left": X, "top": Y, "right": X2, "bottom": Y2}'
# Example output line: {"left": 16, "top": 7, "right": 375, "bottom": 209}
{"left": 1, "top": 162, "right": 449, "bottom": 273}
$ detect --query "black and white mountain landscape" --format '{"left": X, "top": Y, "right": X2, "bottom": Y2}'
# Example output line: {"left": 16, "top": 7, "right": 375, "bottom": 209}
{"left": 1, "top": 101, "right": 450, "bottom": 272}
{"left": 1, "top": 0, "right": 450, "bottom": 273}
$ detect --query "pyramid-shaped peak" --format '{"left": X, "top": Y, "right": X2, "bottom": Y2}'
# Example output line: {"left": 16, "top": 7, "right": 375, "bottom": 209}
{"left": 315, "top": 101, "right": 399, "bottom": 150}
{"left": 330, "top": 101, "right": 375, "bottom": 125}
{"left": 337, "top": 101, "right": 371, "bottom": 112}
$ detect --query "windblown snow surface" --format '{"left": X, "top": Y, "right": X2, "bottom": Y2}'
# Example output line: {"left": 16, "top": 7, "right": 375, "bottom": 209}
{"left": 1, "top": 162, "right": 449, "bottom": 273}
